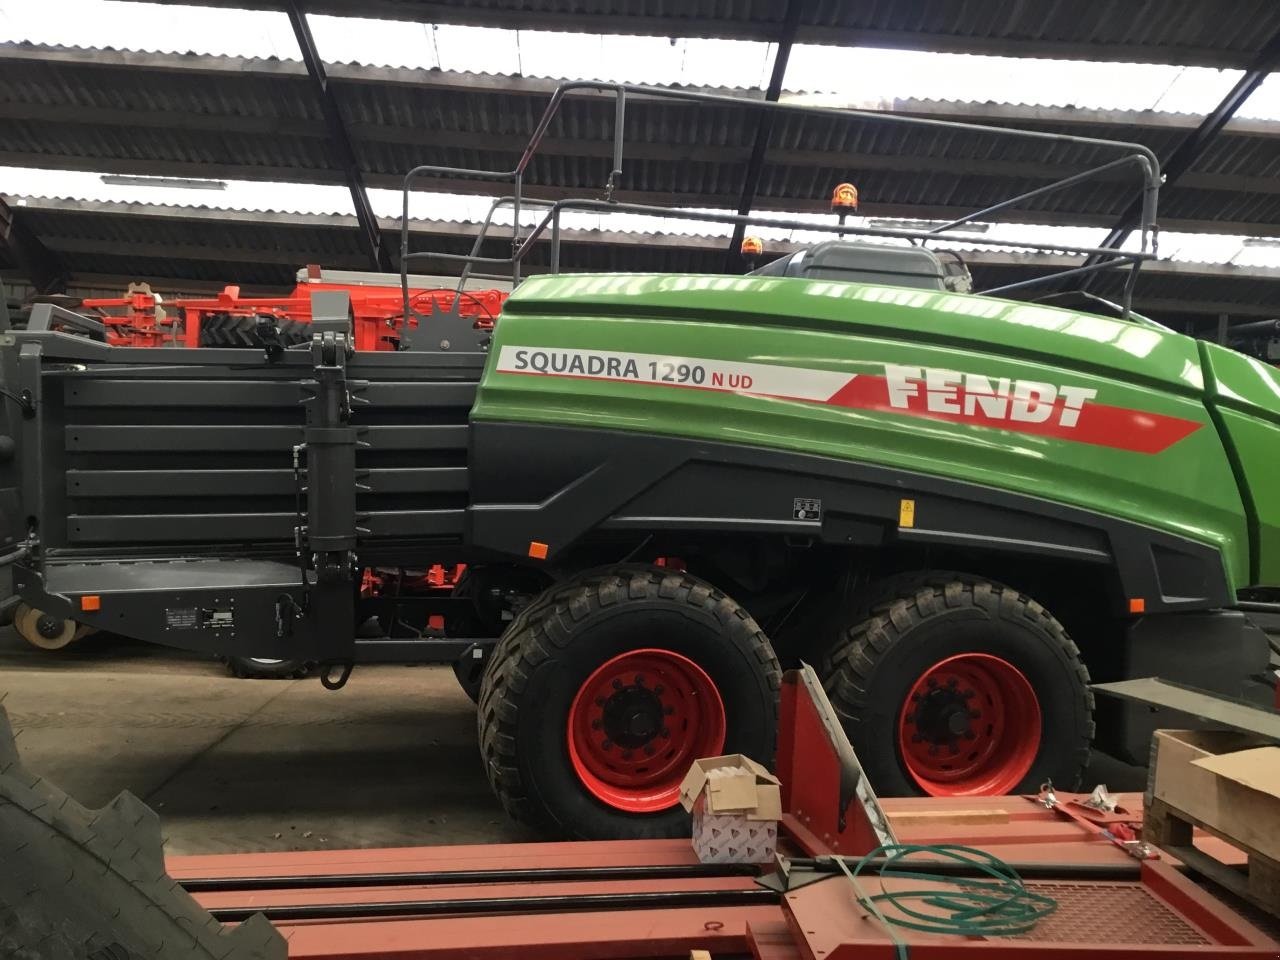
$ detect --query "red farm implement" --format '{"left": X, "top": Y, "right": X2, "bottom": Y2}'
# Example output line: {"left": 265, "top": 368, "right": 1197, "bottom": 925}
{"left": 70, "top": 267, "right": 507, "bottom": 350}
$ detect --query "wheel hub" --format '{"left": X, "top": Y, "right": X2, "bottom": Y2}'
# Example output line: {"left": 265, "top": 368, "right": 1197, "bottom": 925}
{"left": 567, "top": 648, "right": 726, "bottom": 813}
{"left": 601, "top": 685, "right": 664, "bottom": 748}
{"left": 36, "top": 615, "right": 65, "bottom": 640}
{"left": 909, "top": 683, "right": 977, "bottom": 746}
{"left": 898, "top": 653, "right": 1042, "bottom": 796}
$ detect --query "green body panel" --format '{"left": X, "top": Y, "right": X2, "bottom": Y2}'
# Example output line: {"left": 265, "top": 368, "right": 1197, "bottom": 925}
{"left": 475, "top": 273, "right": 1258, "bottom": 591}
{"left": 1199, "top": 343, "right": 1280, "bottom": 585}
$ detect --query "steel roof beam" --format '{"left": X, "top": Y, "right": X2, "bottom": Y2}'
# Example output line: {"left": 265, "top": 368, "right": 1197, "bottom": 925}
{"left": 1085, "top": 27, "right": 1280, "bottom": 277}
{"left": 725, "top": 0, "right": 804, "bottom": 271}
{"left": 0, "top": 196, "right": 66, "bottom": 293}
{"left": 284, "top": 1, "right": 391, "bottom": 272}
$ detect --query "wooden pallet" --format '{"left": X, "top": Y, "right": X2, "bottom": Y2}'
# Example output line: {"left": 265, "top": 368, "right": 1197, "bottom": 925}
{"left": 1146, "top": 796, "right": 1280, "bottom": 917}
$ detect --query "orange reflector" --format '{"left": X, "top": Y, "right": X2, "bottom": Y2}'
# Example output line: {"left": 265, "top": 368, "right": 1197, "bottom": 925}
{"left": 831, "top": 182, "right": 859, "bottom": 212}
{"left": 1128, "top": 597, "right": 1146, "bottom": 614}
{"left": 528, "top": 541, "right": 549, "bottom": 560}
{"left": 740, "top": 235, "right": 763, "bottom": 257}
{"left": 80, "top": 595, "right": 101, "bottom": 612}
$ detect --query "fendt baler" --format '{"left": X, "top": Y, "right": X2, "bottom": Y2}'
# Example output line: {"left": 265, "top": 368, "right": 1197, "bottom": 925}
{"left": 1, "top": 84, "right": 1275, "bottom": 841}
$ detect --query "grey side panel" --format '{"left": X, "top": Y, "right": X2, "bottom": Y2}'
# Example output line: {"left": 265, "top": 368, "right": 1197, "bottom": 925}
{"left": 1093, "top": 612, "right": 1274, "bottom": 763}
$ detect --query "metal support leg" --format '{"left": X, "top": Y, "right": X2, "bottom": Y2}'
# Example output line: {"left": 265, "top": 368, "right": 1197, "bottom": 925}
{"left": 301, "top": 291, "right": 359, "bottom": 667}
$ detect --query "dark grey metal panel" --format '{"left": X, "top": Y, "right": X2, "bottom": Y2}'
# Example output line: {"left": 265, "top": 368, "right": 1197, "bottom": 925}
{"left": 361, "top": 381, "right": 478, "bottom": 406}
{"left": 67, "top": 468, "right": 294, "bottom": 497}
{"left": 66, "top": 425, "right": 302, "bottom": 452}
{"left": 68, "top": 512, "right": 297, "bottom": 542}
{"left": 362, "top": 424, "right": 470, "bottom": 451}
{"left": 65, "top": 423, "right": 469, "bottom": 452}
{"left": 67, "top": 466, "right": 468, "bottom": 498}
{"left": 364, "top": 510, "right": 468, "bottom": 537}
{"left": 43, "top": 557, "right": 304, "bottom": 593}
{"left": 364, "top": 467, "right": 469, "bottom": 493}
{"left": 65, "top": 379, "right": 304, "bottom": 407}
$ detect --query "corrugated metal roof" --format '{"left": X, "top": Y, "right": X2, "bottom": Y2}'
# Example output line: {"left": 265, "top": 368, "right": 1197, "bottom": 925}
{"left": 5, "top": 43, "right": 1279, "bottom": 234}
{"left": 143, "top": 0, "right": 1280, "bottom": 68}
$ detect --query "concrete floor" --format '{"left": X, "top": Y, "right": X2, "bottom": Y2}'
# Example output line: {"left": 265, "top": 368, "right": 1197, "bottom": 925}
{"left": 0, "top": 630, "right": 534, "bottom": 855}
{"left": 0, "top": 629, "right": 1143, "bottom": 857}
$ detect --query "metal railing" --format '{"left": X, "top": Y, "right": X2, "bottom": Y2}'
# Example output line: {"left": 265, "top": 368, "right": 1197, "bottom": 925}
{"left": 400, "top": 82, "right": 1162, "bottom": 324}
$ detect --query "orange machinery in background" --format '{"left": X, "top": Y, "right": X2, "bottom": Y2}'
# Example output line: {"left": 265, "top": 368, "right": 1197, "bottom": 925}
{"left": 75, "top": 265, "right": 508, "bottom": 351}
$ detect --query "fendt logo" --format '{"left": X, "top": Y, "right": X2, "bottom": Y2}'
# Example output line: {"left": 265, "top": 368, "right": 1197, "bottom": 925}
{"left": 882, "top": 364, "right": 1097, "bottom": 428}
{"left": 496, "top": 346, "right": 1202, "bottom": 455}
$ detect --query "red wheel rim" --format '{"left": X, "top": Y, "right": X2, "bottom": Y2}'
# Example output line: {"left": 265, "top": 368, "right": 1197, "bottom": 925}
{"left": 567, "top": 648, "right": 726, "bottom": 813}
{"left": 897, "top": 653, "right": 1041, "bottom": 796}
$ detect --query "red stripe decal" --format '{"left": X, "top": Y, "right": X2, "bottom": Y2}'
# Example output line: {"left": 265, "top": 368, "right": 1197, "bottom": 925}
{"left": 824, "top": 376, "right": 1202, "bottom": 454}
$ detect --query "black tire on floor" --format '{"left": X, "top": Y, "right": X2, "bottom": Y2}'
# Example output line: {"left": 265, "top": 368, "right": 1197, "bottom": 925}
{"left": 0, "top": 707, "right": 284, "bottom": 960}
{"left": 225, "top": 656, "right": 313, "bottom": 679}
{"left": 478, "top": 565, "right": 781, "bottom": 841}
{"left": 820, "top": 572, "right": 1094, "bottom": 797}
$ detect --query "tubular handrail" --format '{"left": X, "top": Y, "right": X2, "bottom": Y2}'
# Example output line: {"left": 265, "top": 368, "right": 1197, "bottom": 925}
{"left": 399, "top": 81, "right": 1163, "bottom": 324}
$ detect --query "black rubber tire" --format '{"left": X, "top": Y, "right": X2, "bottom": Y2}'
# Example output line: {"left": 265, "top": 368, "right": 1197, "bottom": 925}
{"left": 0, "top": 707, "right": 284, "bottom": 960}
{"left": 225, "top": 656, "right": 313, "bottom": 680}
{"left": 820, "top": 572, "right": 1094, "bottom": 797}
{"left": 198, "top": 314, "right": 309, "bottom": 349}
{"left": 478, "top": 565, "right": 781, "bottom": 841}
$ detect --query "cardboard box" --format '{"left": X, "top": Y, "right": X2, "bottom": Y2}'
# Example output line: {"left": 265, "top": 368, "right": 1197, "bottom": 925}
{"left": 1149, "top": 729, "right": 1280, "bottom": 863}
{"left": 679, "top": 754, "right": 781, "bottom": 864}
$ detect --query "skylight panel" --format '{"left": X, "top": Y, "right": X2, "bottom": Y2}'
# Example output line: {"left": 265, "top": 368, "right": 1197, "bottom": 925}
{"left": 1234, "top": 72, "right": 1280, "bottom": 121}
{"left": 784, "top": 46, "right": 1242, "bottom": 114}
{"left": 0, "top": 0, "right": 297, "bottom": 59}
{"left": 1, "top": 167, "right": 354, "bottom": 215}
{"left": 306, "top": 16, "right": 774, "bottom": 87}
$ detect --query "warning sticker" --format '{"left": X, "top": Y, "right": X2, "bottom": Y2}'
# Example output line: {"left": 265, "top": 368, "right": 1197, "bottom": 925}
{"left": 793, "top": 498, "right": 822, "bottom": 521}
{"left": 495, "top": 346, "right": 851, "bottom": 402}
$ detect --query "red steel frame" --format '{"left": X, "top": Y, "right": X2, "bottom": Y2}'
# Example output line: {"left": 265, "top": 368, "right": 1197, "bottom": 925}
{"left": 162, "top": 669, "right": 1279, "bottom": 960}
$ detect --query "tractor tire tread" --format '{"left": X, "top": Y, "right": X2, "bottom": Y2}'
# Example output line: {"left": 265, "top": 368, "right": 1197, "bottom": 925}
{"left": 823, "top": 573, "right": 1094, "bottom": 792}
{"left": 477, "top": 565, "right": 780, "bottom": 837}
{"left": 0, "top": 707, "right": 285, "bottom": 960}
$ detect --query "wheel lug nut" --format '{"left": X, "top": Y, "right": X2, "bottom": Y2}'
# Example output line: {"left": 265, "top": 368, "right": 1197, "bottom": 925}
{"left": 612, "top": 679, "right": 623, "bottom": 690}
{"left": 661, "top": 728, "right": 670, "bottom": 738}
{"left": 622, "top": 750, "right": 633, "bottom": 760}
{"left": 634, "top": 674, "right": 644, "bottom": 685}
{"left": 654, "top": 684, "right": 664, "bottom": 695}
{"left": 644, "top": 744, "right": 655, "bottom": 756}
{"left": 947, "top": 678, "right": 958, "bottom": 688}
{"left": 601, "top": 739, "right": 612, "bottom": 750}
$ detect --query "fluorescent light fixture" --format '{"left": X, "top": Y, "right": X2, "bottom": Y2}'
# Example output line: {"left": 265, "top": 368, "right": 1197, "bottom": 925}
{"left": 868, "top": 218, "right": 990, "bottom": 234}
{"left": 100, "top": 175, "right": 227, "bottom": 191}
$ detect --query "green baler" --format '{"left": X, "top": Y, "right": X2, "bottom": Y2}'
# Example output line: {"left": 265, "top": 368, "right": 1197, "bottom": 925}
{"left": 1, "top": 83, "right": 1275, "bottom": 841}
